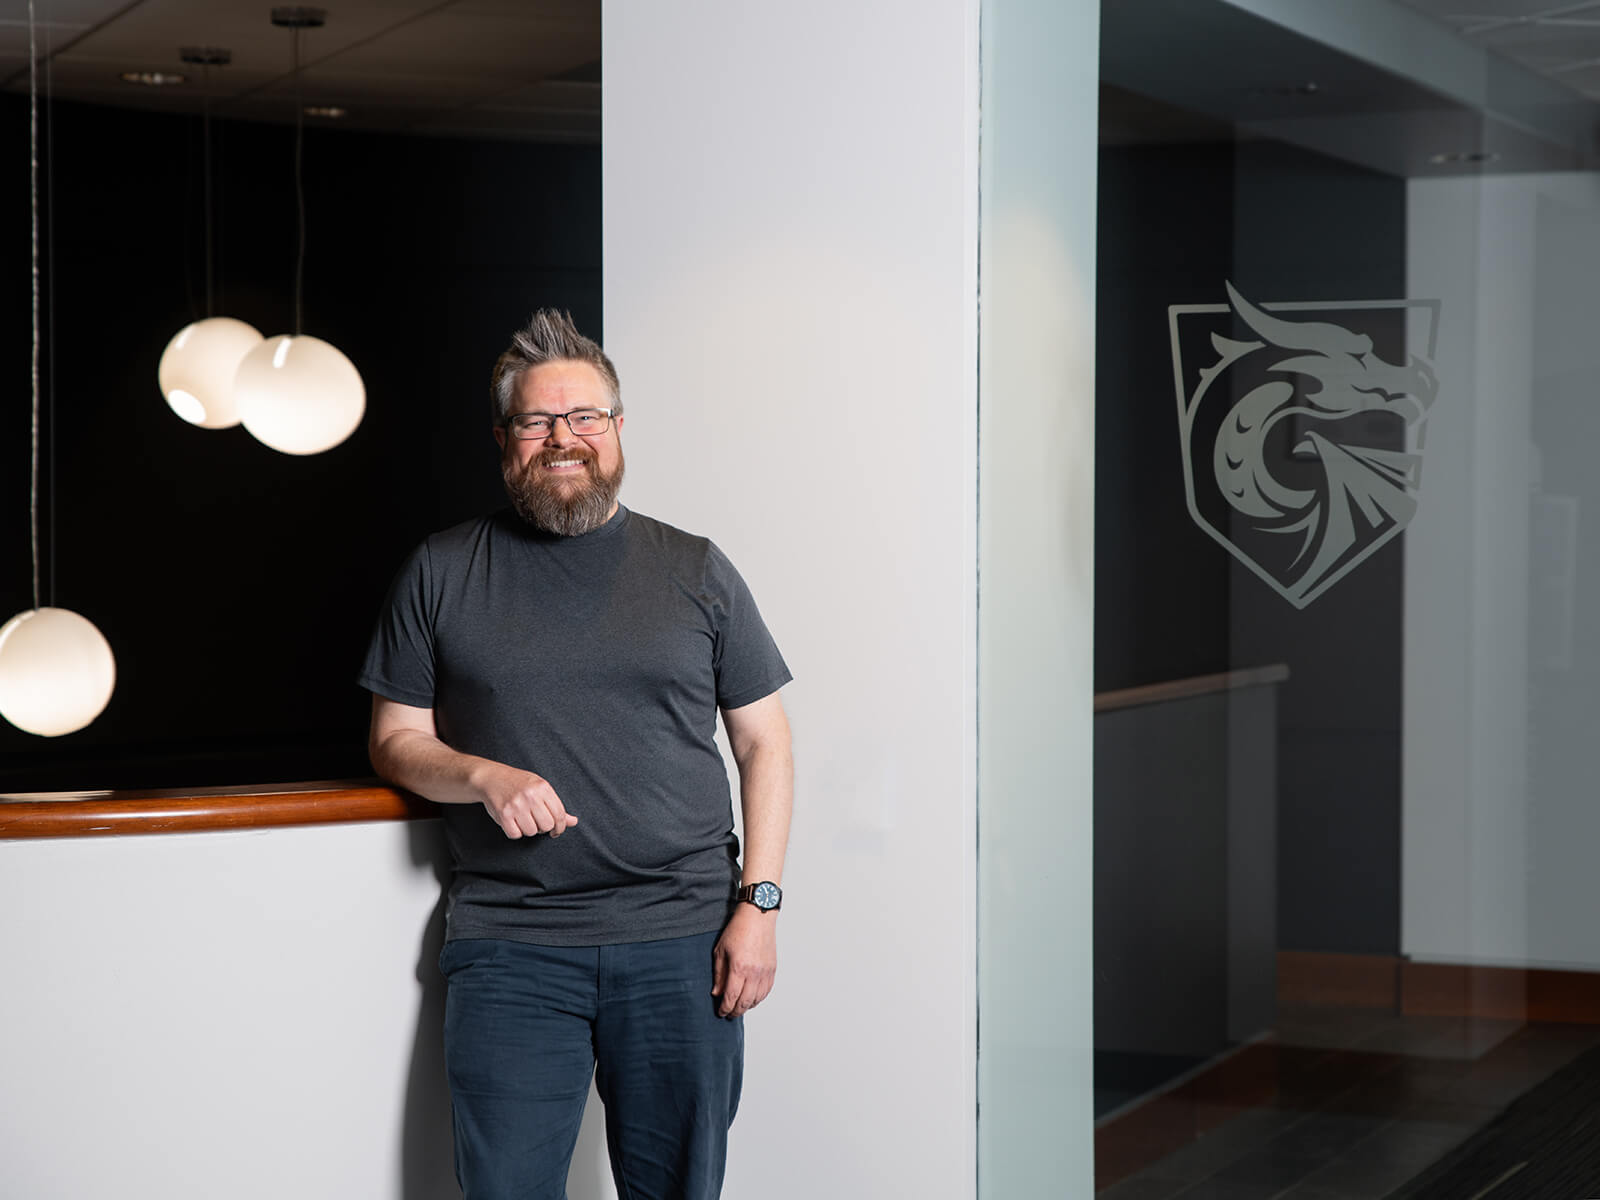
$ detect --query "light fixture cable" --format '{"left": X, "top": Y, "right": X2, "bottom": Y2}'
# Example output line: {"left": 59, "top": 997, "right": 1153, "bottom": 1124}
{"left": 293, "top": 25, "right": 305, "bottom": 336}
{"left": 178, "top": 44, "right": 234, "bottom": 320}
{"left": 46, "top": 2, "right": 55, "bottom": 609}
{"left": 28, "top": 0, "right": 41, "bottom": 612}
{"left": 203, "top": 62, "right": 213, "bottom": 317}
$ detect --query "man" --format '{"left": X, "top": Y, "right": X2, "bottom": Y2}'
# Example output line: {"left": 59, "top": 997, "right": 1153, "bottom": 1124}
{"left": 359, "top": 309, "right": 793, "bottom": 1200}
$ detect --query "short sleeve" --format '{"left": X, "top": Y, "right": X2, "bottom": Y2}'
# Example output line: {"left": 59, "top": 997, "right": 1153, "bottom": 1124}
{"left": 357, "top": 541, "right": 439, "bottom": 708}
{"left": 706, "top": 542, "right": 793, "bottom": 710}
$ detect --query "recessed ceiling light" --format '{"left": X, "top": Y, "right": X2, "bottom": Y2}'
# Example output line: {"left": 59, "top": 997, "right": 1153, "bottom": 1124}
{"left": 1429, "top": 150, "right": 1500, "bottom": 165}
{"left": 304, "top": 106, "right": 347, "bottom": 119}
{"left": 120, "top": 71, "right": 187, "bottom": 86}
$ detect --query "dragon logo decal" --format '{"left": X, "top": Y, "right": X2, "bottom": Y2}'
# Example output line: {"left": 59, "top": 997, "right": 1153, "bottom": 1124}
{"left": 1169, "top": 283, "right": 1441, "bottom": 608}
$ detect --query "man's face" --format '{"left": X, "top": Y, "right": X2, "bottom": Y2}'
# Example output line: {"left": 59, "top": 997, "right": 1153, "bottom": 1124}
{"left": 495, "top": 360, "right": 625, "bottom": 536}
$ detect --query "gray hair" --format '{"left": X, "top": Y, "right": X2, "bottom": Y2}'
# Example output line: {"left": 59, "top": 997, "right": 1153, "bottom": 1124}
{"left": 489, "top": 309, "right": 621, "bottom": 426}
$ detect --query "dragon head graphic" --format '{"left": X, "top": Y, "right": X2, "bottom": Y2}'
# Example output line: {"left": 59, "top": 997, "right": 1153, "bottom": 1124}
{"left": 1177, "top": 283, "right": 1438, "bottom": 607}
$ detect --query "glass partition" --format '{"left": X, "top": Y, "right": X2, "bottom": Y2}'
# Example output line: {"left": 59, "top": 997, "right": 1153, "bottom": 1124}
{"left": 1094, "top": 2, "right": 1600, "bottom": 1195}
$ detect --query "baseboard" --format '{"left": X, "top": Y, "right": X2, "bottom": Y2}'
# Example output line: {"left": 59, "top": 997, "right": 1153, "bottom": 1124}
{"left": 1401, "top": 960, "right": 1600, "bottom": 1024}
{"left": 1273, "top": 951, "right": 1600, "bottom": 1024}
{"left": 1277, "top": 950, "right": 1401, "bottom": 1009}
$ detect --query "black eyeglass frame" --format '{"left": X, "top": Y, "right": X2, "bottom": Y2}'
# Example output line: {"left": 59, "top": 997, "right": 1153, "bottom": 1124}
{"left": 504, "top": 408, "right": 617, "bottom": 440}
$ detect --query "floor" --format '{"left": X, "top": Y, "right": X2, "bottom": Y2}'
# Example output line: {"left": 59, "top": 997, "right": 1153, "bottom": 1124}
{"left": 1094, "top": 1006, "right": 1600, "bottom": 1199}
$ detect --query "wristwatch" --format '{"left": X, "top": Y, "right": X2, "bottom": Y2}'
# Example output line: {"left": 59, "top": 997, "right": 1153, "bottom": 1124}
{"left": 737, "top": 881, "right": 783, "bottom": 912}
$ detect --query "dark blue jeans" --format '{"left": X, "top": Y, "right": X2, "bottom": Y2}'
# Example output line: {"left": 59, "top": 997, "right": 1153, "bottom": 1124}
{"left": 439, "top": 930, "right": 743, "bottom": 1200}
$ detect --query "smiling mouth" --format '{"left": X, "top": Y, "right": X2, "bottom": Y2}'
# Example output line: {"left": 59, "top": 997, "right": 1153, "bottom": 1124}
{"left": 539, "top": 457, "right": 590, "bottom": 472}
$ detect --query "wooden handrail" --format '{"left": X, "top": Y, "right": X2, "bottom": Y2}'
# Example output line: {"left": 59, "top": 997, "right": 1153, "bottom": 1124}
{"left": 1094, "top": 664, "right": 1290, "bottom": 714}
{"left": 0, "top": 780, "right": 435, "bottom": 840}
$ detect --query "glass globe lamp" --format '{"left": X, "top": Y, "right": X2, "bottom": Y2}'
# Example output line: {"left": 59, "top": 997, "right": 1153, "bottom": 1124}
{"left": 158, "top": 316, "right": 263, "bottom": 428}
{"left": 0, "top": 607, "right": 116, "bottom": 737}
{"left": 234, "top": 334, "right": 365, "bottom": 455}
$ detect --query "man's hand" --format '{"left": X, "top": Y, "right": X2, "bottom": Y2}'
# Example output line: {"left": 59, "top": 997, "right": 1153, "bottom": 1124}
{"left": 471, "top": 759, "right": 578, "bottom": 840}
{"left": 711, "top": 904, "right": 777, "bottom": 1018}
{"left": 368, "top": 697, "right": 577, "bottom": 840}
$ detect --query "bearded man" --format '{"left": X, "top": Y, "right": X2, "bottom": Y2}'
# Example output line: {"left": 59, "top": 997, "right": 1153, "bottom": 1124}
{"left": 359, "top": 309, "right": 793, "bottom": 1200}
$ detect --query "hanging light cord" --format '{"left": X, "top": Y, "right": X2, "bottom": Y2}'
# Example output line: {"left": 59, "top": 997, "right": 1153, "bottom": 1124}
{"left": 203, "top": 64, "right": 213, "bottom": 317}
{"left": 27, "top": 0, "right": 41, "bottom": 613}
{"left": 293, "top": 26, "right": 305, "bottom": 337}
{"left": 45, "top": 6, "right": 55, "bottom": 610}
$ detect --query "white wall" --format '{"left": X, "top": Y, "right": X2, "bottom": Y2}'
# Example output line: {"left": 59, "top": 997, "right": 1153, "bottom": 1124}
{"left": 0, "top": 820, "right": 459, "bottom": 1200}
{"left": 603, "top": 2, "right": 981, "bottom": 1196}
{"left": 1405, "top": 171, "right": 1600, "bottom": 970}
{"left": 605, "top": 1, "right": 1106, "bottom": 1193}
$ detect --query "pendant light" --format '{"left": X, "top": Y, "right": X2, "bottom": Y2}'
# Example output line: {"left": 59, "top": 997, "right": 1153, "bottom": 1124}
{"left": 159, "top": 314, "right": 261, "bottom": 426}
{"left": 235, "top": 7, "right": 364, "bottom": 456}
{"left": 0, "top": 0, "right": 116, "bottom": 738}
{"left": 157, "top": 47, "right": 264, "bottom": 429}
{"left": 0, "top": 609, "right": 116, "bottom": 738}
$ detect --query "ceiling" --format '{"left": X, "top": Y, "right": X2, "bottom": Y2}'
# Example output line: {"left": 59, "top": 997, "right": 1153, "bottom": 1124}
{"left": 0, "top": 0, "right": 600, "bottom": 143}
{"left": 1398, "top": 0, "right": 1600, "bottom": 100}
{"left": 1101, "top": 0, "right": 1600, "bottom": 177}
{"left": 3, "top": 0, "right": 1599, "bottom": 157}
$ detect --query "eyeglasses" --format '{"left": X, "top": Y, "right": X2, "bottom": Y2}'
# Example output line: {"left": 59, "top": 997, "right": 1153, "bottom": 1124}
{"left": 506, "top": 408, "right": 615, "bottom": 440}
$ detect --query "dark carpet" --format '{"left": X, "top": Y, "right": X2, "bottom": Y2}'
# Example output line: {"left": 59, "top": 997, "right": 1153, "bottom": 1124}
{"left": 1385, "top": 1043, "right": 1600, "bottom": 1200}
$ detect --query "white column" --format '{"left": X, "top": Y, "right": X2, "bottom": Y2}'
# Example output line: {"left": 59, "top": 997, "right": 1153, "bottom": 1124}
{"left": 1406, "top": 172, "right": 1600, "bottom": 972}
{"left": 1403, "top": 177, "right": 1533, "bottom": 968}
{"left": 604, "top": 2, "right": 982, "bottom": 1197}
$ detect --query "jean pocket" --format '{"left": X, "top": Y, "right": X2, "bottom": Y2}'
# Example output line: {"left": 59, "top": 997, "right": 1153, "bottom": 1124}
{"left": 438, "top": 937, "right": 502, "bottom": 979}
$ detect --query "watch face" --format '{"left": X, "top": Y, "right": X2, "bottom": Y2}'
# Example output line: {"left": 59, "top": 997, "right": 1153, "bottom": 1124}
{"left": 752, "top": 882, "right": 781, "bottom": 910}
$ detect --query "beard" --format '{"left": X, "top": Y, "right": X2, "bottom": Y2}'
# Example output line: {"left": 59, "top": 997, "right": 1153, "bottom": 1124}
{"left": 502, "top": 442, "right": 625, "bottom": 536}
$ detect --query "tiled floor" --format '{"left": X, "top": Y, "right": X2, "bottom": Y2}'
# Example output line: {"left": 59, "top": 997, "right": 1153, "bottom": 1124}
{"left": 1095, "top": 1008, "right": 1600, "bottom": 1199}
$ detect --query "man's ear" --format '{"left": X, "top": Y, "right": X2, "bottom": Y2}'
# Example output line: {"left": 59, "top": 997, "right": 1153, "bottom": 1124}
{"left": 493, "top": 426, "right": 506, "bottom": 451}
{"left": 616, "top": 413, "right": 624, "bottom": 433}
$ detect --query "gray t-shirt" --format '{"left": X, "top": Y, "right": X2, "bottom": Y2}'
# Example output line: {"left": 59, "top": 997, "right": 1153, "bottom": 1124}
{"left": 359, "top": 505, "right": 792, "bottom": 946}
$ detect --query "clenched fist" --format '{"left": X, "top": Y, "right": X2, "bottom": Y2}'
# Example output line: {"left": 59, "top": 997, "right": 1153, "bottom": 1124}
{"left": 471, "top": 760, "right": 578, "bottom": 840}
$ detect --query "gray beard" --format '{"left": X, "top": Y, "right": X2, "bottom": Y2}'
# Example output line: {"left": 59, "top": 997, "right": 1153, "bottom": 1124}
{"left": 502, "top": 447, "right": 625, "bottom": 537}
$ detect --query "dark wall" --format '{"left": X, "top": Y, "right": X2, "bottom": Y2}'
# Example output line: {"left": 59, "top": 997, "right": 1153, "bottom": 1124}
{"left": 1096, "top": 138, "right": 1405, "bottom": 955}
{"left": 1229, "top": 142, "right": 1406, "bottom": 955}
{"left": 0, "top": 98, "right": 601, "bottom": 790}
{"left": 1095, "top": 142, "right": 1236, "bottom": 691}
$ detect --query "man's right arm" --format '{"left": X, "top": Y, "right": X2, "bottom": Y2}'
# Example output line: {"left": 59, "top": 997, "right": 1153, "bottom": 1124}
{"left": 368, "top": 695, "right": 577, "bottom": 839}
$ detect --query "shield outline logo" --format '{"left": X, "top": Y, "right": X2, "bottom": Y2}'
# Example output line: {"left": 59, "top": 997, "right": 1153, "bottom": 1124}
{"left": 1169, "top": 293, "right": 1441, "bottom": 609}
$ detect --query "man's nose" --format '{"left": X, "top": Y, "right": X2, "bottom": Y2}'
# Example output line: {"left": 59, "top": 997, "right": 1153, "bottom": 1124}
{"left": 545, "top": 414, "right": 579, "bottom": 444}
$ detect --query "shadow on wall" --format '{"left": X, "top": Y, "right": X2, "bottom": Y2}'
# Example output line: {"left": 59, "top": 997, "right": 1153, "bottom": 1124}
{"left": 402, "top": 819, "right": 457, "bottom": 1199}
{"left": 397, "top": 819, "right": 615, "bottom": 1199}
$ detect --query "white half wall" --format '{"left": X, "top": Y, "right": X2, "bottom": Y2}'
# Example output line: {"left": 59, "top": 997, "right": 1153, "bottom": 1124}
{"left": 604, "top": 2, "right": 981, "bottom": 1196}
{"left": 0, "top": 820, "right": 460, "bottom": 1200}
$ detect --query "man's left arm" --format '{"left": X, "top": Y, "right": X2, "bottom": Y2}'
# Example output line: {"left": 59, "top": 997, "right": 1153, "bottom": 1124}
{"left": 712, "top": 691, "right": 793, "bottom": 1018}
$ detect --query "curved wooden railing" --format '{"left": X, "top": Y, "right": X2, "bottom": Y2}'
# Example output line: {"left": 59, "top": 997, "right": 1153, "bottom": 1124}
{"left": 0, "top": 780, "right": 433, "bottom": 840}
{"left": 2, "top": 666, "right": 1288, "bottom": 840}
